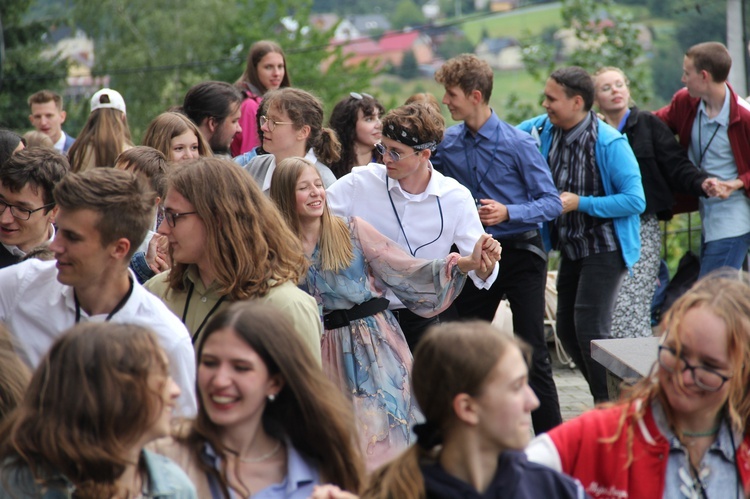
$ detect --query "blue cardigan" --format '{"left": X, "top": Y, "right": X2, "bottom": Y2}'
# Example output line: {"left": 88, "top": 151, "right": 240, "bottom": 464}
{"left": 517, "top": 114, "right": 645, "bottom": 270}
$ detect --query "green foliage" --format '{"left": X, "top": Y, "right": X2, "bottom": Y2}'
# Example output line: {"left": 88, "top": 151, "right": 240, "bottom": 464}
{"left": 0, "top": 0, "right": 67, "bottom": 130}
{"left": 69, "top": 0, "right": 378, "bottom": 139}
{"left": 674, "top": 1, "right": 725, "bottom": 50}
{"left": 391, "top": 0, "right": 426, "bottom": 30}
{"left": 502, "top": 92, "right": 540, "bottom": 125}
{"left": 436, "top": 32, "right": 475, "bottom": 60}
{"left": 398, "top": 51, "right": 420, "bottom": 79}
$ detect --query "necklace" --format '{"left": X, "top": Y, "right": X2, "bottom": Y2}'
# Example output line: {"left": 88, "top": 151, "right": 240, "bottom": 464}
{"left": 237, "top": 441, "right": 282, "bottom": 464}
{"left": 683, "top": 425, "right": 720, "bottom": 438}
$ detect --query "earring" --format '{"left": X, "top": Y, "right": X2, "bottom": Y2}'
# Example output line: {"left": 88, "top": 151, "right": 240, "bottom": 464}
{"left": 267, "top": 394, "right": 276, "bottom": 402}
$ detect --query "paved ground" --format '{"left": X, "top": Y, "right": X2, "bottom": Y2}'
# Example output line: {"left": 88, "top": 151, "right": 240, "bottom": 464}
{"left": 549, "top": 344, "right": 594, "bottom": 421}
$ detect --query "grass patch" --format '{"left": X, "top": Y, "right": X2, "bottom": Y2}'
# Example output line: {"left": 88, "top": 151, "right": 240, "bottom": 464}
{"left": 461, "top": 3, "right": 564, "bottom": 44}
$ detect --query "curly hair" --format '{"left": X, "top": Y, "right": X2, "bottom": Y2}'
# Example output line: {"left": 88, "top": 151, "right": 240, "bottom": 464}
{"left": 435, "top": 54, "right": 493, "bottom": 103}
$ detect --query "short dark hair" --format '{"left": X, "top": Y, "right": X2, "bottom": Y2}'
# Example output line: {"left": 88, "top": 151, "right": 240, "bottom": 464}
{"left": 53, "top": 168, "right": 156, "bottom": 260}
{"left": 28, "top": 90, "right": 64, "bottom": 111}
{"left": 182, "top": 81, "right": 243, "bottom": 127}
{"left": 549, "top": 66, "right": 595, "bottom": 111}
{"left": 686, "top": 42, "right": 732, "bottom": 83}
{"left": 1, "top": 148, "right": 70, "bottom": 208}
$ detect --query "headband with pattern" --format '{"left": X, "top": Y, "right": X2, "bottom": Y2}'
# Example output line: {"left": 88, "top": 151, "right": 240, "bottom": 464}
{"left": 383, "top": 122, "right": 437, "bottom": 152}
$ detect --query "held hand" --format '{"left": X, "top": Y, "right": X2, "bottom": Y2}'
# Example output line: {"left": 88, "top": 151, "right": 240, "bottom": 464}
{"left": 560, "top": 192, "right": 580, "bottom": 214}
{"left": 701, "top": 178, "right": 721, "bottom": 197}
{"left": 715, "top": 179, "right": 743, "bottom": 199}
{"left": 458, "top": 233, "right": 497, "bottom": 273}
{"left": 477, "top": 199, "right": 509, "bottom": 225}
{"left": 308, "top": 485, "right": 359, "bottom": 499}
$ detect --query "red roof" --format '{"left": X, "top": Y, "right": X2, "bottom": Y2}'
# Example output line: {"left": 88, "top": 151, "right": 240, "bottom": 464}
{"left": 378, "top": 31, "right": 420, "bottom": 51}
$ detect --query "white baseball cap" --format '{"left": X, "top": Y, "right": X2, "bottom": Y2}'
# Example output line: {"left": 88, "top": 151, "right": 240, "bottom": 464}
{"left": 90, "top": 88, "right": 126, "bottom": 115}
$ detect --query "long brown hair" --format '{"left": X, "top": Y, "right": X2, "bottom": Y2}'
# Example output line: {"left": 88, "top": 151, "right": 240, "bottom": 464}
{"left": 363, "top": 321, "right": 523, "bottom": 499}
{"left": 234, "top": 40, "right": 291, "bottom": 95}
{"left": 142, "top": 112, "right": 212, "bottom": 161}
{"left": 269, "top": 157, "right": 354, "bottom": 272}
{"left": 602, "top": 271, "right": 750, "bottom": 466}
{"left": 183, "top": 302, "right": 364, "bottom": 498}
{"left": 165, "top": 157, "right": 306, "bottom": 299}
{"left": 0, "top": 325, "right": 30, "bottom": 423}
{"left": 0, "top": 323, "right": 169, "bottom": 498}
{"left": 68, "top": 108, "right": 134, "bottom": 172}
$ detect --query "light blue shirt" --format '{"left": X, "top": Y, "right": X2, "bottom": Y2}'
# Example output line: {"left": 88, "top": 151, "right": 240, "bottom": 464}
{"left": 203, "top": 441, "right": 320, "bottom": 499}
{"left": 652, "top": 399, "right": 743, "bottom": 499}
{"left": 690, "top": 85, "right": 750, "bottom": 241}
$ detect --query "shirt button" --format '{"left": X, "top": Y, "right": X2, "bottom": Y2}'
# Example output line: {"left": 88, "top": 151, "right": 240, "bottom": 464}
{"left": 201, "top": 297, "right": 208, "bottom": 303}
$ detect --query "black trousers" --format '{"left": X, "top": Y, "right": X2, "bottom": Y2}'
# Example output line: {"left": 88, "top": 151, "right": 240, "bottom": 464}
{"left": 394, "top": 305, "right": 459, "bottom": 352}
{"left": 450, "top": 239, "right": 562, "bottom": 433}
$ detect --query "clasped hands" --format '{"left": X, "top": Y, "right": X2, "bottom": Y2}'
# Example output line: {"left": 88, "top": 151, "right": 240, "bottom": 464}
{"left": 702, "top": 177, "right": 743, "bottom": 199}
{"left": 457, "top": 233, "right": 502, "bottom": 278}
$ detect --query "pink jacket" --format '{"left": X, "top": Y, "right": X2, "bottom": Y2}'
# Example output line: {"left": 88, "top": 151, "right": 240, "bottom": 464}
{"left": 230, "top": 89, "right": 262, "bottom": 156}
{"left": 526, "top": 402, "right": 750, "bottom": 499}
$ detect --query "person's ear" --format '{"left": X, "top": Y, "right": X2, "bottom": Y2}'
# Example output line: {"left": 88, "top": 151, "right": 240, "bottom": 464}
{"left": 206, "top": 117, "right": 218, "bottom": 134}
{"left": 110, "top": 237, "right": 131, "bottom": 261}
{"left": 470, "top": 89, "right": 483, "bottom": 105}
{"left": 47, "top": 205, "right": 59, "bottom": 225}
{"left": 297, "top": 125, "right": 311, "bottom": 141}
{"left": 452, "top": 392, "right": 480, "bottom": 426}
{"left": 60, "top": 110, "right": 67, "bottom": 124}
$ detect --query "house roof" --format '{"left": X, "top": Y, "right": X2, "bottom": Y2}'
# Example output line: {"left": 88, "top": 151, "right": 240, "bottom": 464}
{"left": 379, "top": 30, "right": 421, "bottom": 51}
{"left": 348, "top": 14, "right": 391, "bottom": 33}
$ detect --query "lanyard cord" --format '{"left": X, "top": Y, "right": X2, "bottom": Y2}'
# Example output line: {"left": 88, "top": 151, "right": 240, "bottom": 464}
{"left": 695, "top": 118, "right": 721, "bottom": 168}
{"left": 463, "top": 123, "right": 502, "bottom": 199}
{"left": 386, "top": 178, "right": 443, "bottom": 257}
{"left": 181, "top": 282, "right": 228, "bottom": 343}
{"left": 74, "top": 277, "right": 134, "bottom": 323}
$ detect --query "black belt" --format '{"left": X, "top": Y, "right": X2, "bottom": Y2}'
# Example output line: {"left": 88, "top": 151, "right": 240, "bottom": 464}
{"left": 323, "top": 297, "right": 390, "bottom": 329}
{"left": 495, "top": 230, "right": 547, "bottom": 262}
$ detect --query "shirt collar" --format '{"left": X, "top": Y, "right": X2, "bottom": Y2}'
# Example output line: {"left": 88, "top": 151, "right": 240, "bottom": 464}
{"left": 1, "top": 223, "right": 55, "bottom": 258}
{"left": 386, "top": 162, "right": 441, "bottom": 200}
{"left": 53, "top": 131, "right": 67, "bottom": 152}
{"left": 462, "top": 109, "right": 501, "bottom": 142}
{"left": 562, "top": 110, "right": 593, "bottom": 145}
{"left": 652, "top": 397, "right": 737, "bottom": 462}
{"left": 698, "top": 84, "right": 731, "bottom": 127}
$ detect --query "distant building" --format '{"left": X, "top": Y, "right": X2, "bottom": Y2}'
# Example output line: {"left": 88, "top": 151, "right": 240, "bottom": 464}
{"left": 348, "top": 14, "right": 392, "bottom": 35}
{"left": 475, "top": 37, "right": 523, "bottom": 70}
{"left": 335, "top": 30, "right": 434, "bottom": 70}
{"left": 40, "top": 26, "right": 108, "bottom": 101}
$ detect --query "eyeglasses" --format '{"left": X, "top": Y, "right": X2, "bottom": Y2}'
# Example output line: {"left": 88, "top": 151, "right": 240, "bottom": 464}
{"left": 657, "top": 345, "right": 732, "bottom": 392}
{"left": 0, "top": 200, "right": 55, "bottom": 221}
{"left": 259, "top": 115, "right": 294, "bottom": 132}
{"left": 159, "top": 207, "right": 198, "bottom": 228}
{"left": 350, "top": 92, "right": 373, "bottom": 100}
{"left": 375, "top": 143, "right": 419, "bottom": 163}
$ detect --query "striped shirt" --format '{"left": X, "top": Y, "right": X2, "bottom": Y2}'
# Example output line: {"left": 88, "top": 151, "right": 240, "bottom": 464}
{"left": 548, "top": 111, "right": 618, "bottom": 260}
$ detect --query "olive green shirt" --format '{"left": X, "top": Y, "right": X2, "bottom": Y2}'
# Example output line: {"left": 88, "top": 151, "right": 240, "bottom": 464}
{"left": 145, "top": 266, "right": 322, "bottom": 365}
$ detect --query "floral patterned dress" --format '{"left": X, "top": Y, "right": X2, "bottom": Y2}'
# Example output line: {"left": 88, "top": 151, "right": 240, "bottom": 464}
{"left": 302, "top": 217, "right": 467, "bottom": 470}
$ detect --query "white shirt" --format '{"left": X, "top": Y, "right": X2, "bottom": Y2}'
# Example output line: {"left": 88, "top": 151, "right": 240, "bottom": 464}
{"left": 0, "top": 259, "right": 197, "bottom": 417}
{"left": 327, "top": 162, "right": 498, "bottom": 309}
{"left": 53, "top": 131, "right": 68, "bottom": 153}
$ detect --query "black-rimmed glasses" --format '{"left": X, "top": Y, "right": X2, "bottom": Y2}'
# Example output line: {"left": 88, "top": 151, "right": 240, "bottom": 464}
{"left": 159, "top": 207, "right": 198, "bottom": 228}
{"left": 0, "top": 200, "right": 55, "bottom": 221}
{"left": 657, "top": 345, "right": 732, "bottom": 392}
{"left": 375, "top": 143, "right": 419, "bottom": 163}
{"left": 259, "top": 115, "right": 294, "bottom": 132}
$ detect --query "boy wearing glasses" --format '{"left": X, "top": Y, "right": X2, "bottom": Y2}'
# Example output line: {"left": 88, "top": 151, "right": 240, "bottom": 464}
{"left": 0, "top": 168, "right": 197, "bottom": 417}
{"left": 432, "top": 54, "right": 563, "bottom": 434}
{"left": 0, "top": 148, "right": 68, "bottom": 268}
{"left": 518, "top": 66, "right": 645, "bottom": 404}
{"left": 327, "top": 102, "right": 499, "bottom": 349}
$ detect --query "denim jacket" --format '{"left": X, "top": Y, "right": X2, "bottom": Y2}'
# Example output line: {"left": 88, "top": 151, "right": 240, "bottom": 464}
{"left": 0, "top": 450, "right": 197, "bottom": 498}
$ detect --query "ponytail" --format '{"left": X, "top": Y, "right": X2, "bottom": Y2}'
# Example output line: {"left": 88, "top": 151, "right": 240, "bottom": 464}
{"left": 362, "top": 445, "right": 428, "bottom": 499}
{"left": 313, "top": 127, "right": 341, "bottom": 167}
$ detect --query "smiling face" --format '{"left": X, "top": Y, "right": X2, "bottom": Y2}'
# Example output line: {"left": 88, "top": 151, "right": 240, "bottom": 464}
{"left": 49, "top": 207, "right": 114, "bottom": 288}
{"left": 197, "top": 327, "right": 282, "bottom": 432}
{"left": 441, "top": 85, "right": 475, "bottom": 122}
{"left": 354, "top": 108, "right": 382, "bottom": 149}
{"left": 594, "top": 70, "right": 630, "bottom": 116}
{"left": 471, "top": 345, "right": 539, "bottom": 452}
{"left": 157, "top": 189, "right": 208, "bottom": 269}
{"left": 542, "top": 78, "right": 586, "bottom": 131}
{"left": 170, "top": 130, "right": 200, "bottom": 162}
{"left": 658, "top": 305, "right": 732, "bottom": 425}
{"left": 0, "top": 182, "right": 56, "bottom": 252}
{"left": 294, "top": 165, "right": 326, "bottom": 221}
{"left": 257, "top": 52, "right": 285, "bottom": 92}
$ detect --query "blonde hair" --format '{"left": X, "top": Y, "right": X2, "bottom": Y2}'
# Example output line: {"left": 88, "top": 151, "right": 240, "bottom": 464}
{"left": 269, "top": 157, "right": 354, "bottom": 272}
{"left": 141, "top": 112, "right": 212, "bottom": 161}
